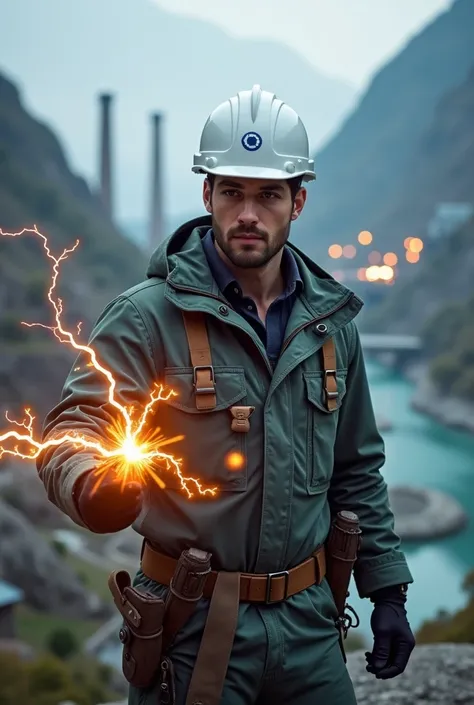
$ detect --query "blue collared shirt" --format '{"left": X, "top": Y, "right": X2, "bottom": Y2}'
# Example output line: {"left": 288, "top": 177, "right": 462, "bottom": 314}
{"left": 201, "top": 229, "right": 302, "bottom": 364}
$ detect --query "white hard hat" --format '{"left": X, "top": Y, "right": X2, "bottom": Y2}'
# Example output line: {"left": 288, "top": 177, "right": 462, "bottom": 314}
{"left": 192, "top": 85, "right": 316, "bottom": 182}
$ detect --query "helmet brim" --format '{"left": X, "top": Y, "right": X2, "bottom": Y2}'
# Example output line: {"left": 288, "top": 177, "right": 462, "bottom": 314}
{"left": 192, "top": 163, "right": 316, "bottom": 182}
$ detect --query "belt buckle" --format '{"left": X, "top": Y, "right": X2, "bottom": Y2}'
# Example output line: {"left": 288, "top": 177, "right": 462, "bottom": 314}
{"left": 265, "top": 570, "right": 290, "bottom": 604}
{"left": 193, "top": 365, "right": 215, "bottom": 394}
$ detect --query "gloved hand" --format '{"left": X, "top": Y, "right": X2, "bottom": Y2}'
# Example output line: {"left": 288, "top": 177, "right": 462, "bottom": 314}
{"left": 73, "top": 467, "right": 143, "bottom": 533}
{"left": 365, "top": 585, "right": 415, "bottom": 679}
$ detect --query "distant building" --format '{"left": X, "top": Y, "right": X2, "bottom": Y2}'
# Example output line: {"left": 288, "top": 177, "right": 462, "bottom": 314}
{"left": 427, "top": 202, "right": 474, "bottom": 240}
{"left": 0, "top": 579, "right": 24, "bottom": 639}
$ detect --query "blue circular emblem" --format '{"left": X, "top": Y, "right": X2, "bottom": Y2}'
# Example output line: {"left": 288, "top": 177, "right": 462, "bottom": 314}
{"left": 241, "top": 131, "right": 263, "bottom": 151}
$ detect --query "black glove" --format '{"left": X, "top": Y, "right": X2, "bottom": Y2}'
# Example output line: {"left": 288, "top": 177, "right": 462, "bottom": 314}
{"left": 365, "top": 584, "right": 415, "bottom": 679}
{"left": 73, "top": 467, "right": 143, "bottom": 533}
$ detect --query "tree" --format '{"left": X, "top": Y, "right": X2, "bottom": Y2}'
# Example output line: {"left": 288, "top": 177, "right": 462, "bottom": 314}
{"left": 46, "top": 627, "right": 79, "bottom": 660}
{"left": 0, "top": 650, "right": 119, "bottom": 705}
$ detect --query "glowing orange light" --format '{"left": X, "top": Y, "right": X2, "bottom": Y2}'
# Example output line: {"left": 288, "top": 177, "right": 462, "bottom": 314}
{"left": 328, "top": 244, "right": 343, "bottom": 259}
{"left": 0, "top": 226, "right": 217, "bottom": 499}
{"left": 408, "top": 237, "right": 424, "bottom": 254}
{"left": 406, "top": 250, "right": 420, "bottom": 263}
{"left": 358, "top": 230, "right": 373, "bottom": 245}
{"left": 368, "top": 250, "right": 382, "bottom": 265}
{"left": 403, "top": 237, "right": 413, "bottom": 249}
{"left": 383, "top": 252, "right": 398, "bottom": 266}
{"left": 225, "top": 452, "right": 245, "bottom": 471}
{"left": 342, "top": 245, "right": 356, "bottom": 259}
{"left": 357, "top": 268, "right": 367, "bottom": 281}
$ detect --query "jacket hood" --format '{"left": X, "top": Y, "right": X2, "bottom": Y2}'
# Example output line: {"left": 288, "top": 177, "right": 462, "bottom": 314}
{"left": 146, "top": 215, "right": 212, "bottom": 280}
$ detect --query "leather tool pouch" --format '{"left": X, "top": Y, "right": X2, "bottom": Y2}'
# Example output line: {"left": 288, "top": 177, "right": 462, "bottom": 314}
{"left": 108, "top": 569, "right": 165, "bottom": 688}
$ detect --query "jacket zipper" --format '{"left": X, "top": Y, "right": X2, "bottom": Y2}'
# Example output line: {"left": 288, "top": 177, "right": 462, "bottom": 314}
{"left": 168, "top": 280, "right": 354, "bottom": 367}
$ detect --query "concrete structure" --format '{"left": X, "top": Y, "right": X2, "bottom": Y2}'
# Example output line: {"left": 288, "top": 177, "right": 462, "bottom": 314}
{"left": 388, "top": 486, "right": 468, "bottom": 541}
{"left": 149, "top": 112, "right": 164, "bottom": 251}
{"left": 427, "top": 202, "right": 473, "bottom": 241}
{"left": 0, "top": 580, "right": 24, "bottom": 639}
{"left": 98, "top": 92, "right": 114, "bottom": 220}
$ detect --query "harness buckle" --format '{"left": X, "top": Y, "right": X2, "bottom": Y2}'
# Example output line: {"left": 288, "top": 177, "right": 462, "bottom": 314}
{"left": 193, "top": 365, "right": 215, "bottom": 394}
{"left": 324, "top": 369, "right": 338, "bottom": 399}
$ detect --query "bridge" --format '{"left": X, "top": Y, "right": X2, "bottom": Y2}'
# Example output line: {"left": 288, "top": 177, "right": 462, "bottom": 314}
{"left": 359, "top": 333, "right": 422, "bottom": 367}
{"left": 359, "top": 333, "right": 421, "bottom": 352}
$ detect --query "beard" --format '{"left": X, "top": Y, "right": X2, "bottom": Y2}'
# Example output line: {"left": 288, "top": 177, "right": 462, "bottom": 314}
{"left": 211, "top": 216, "right": 291, "bottom": 269}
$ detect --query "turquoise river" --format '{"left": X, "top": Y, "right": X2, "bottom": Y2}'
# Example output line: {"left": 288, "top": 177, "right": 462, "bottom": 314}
{"left": 351, "top": 359, "right": 474, "bottom": 643}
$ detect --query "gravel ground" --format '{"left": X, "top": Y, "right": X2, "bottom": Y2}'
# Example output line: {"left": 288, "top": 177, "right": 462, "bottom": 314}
{"left": 347, "top": 643, "right": 474, "bottom": 704}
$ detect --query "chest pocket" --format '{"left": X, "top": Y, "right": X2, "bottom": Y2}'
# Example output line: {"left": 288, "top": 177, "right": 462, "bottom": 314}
{"left": 304, "top": 370, "right": 347, "bottom": 494}
{"left": 155, "top": 367, "right": 249, "bottom": 495}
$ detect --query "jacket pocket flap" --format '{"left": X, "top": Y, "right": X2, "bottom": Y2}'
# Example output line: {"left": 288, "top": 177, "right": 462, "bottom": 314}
{"left": 303, "top": 371, "right": 347, "bottom": 413}
{"left": 163, "top": 367, "right": 246, "bottom": 413}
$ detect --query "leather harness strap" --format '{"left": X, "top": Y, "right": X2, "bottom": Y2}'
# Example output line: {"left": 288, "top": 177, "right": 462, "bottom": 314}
{"left": 141, "top": 541, "right": 326, "bottom": 604}
{"left": 185, "top": 571, "right": 241, "bottom": 705}
{"left": 182, "top": 310, "right": 217, "bottom": 410}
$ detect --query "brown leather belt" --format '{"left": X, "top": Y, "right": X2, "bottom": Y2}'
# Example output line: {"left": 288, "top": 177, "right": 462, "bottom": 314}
{"left": 141, "top": 540, "right": 327, "bottom": 604}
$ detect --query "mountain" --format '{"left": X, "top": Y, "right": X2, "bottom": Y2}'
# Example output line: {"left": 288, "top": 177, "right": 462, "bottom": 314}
{"left": 0, "top": 71, "right": 147, "bottom": 424}
{"left": 356, "top": 63, "right": 474, "bottom": 404}
{"left": 293, "top": 0, "right": 474, "bottom": 269}
{"left": 0, "top": 0, "right": 356, "bottom": 223}
{"left": 359, "top": 64, "right": 474, "bottom": 336}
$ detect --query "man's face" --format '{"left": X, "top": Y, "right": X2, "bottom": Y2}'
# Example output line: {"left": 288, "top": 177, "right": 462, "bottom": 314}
{"left": 203, "top": 176, "right": 306, "bottom": 269}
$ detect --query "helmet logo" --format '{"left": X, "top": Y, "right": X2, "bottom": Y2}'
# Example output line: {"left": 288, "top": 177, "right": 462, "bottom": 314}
{"left": 241, "top": 131, "right": 262, "bottom": 151}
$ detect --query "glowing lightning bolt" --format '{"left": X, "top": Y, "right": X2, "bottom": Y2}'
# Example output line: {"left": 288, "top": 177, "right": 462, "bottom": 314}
{"left": 0, "top": 225, "right": 217, "bottom": 499}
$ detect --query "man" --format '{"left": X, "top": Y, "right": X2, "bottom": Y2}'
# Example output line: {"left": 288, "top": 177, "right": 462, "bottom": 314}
{"left": 37, "top": 85, "right": 415, "bottom": 704}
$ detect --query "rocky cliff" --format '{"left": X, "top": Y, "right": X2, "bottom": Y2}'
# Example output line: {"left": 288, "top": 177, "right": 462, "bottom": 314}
{"left": 348, "top": 643, "right": 474, "bottom": 704}
{"left": 0, "top": 70, "right": 147, "bottom": 425}
{"left": 0, "top": 497, "right": 102, "bottom": 618}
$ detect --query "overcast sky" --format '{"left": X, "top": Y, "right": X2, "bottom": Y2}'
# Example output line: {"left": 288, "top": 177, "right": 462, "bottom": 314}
{"left": 153, "top": 0, "right": 452, "bottom": 90}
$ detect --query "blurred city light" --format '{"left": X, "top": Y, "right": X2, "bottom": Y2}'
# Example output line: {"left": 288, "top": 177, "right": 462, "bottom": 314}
{"left": 358, "top": 230, "right": 373, "bottom": 245}
{"left": 366, "top": 265, "right": 380, "bottom": 281}
{"left": 342, "top": 244, "right": 357, "bottom": 258}
{"left": 364, "top": 264, "right": 395, "bottom": 282}
{"left": 368, "top": 250, "right": 382, "bottom": 265}
{"left": 406, "top": 251, "right": 420, "bottom": 263}
{"left": 383, "top": 252, "right": 398, "bottom": 266}
{"left": 379, "top": 265, "right": 394, "bottom": 280}
{"left": 408, "top": 237, "right": 424, "bottom": 253}
{"left": 328, "top": 244, "right": 343, "bottom": 258}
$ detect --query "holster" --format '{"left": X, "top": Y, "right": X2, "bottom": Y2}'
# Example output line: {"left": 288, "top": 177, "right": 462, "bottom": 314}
{"left": 325, "top": 510, "right": 362, "bottom": 661}
{"left": 108, "top": 569, "right": 165, "bottom": 689}
{"left": 162, "top": 546, "right": 212, "bottom": 653}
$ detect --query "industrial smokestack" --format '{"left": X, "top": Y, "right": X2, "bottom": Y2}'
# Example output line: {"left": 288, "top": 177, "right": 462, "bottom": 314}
{"left": 149, "top": 112, "right": 164, "bottom": 251}
{"left": 98, "top": 92, "right": 114, "bottom": 220}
